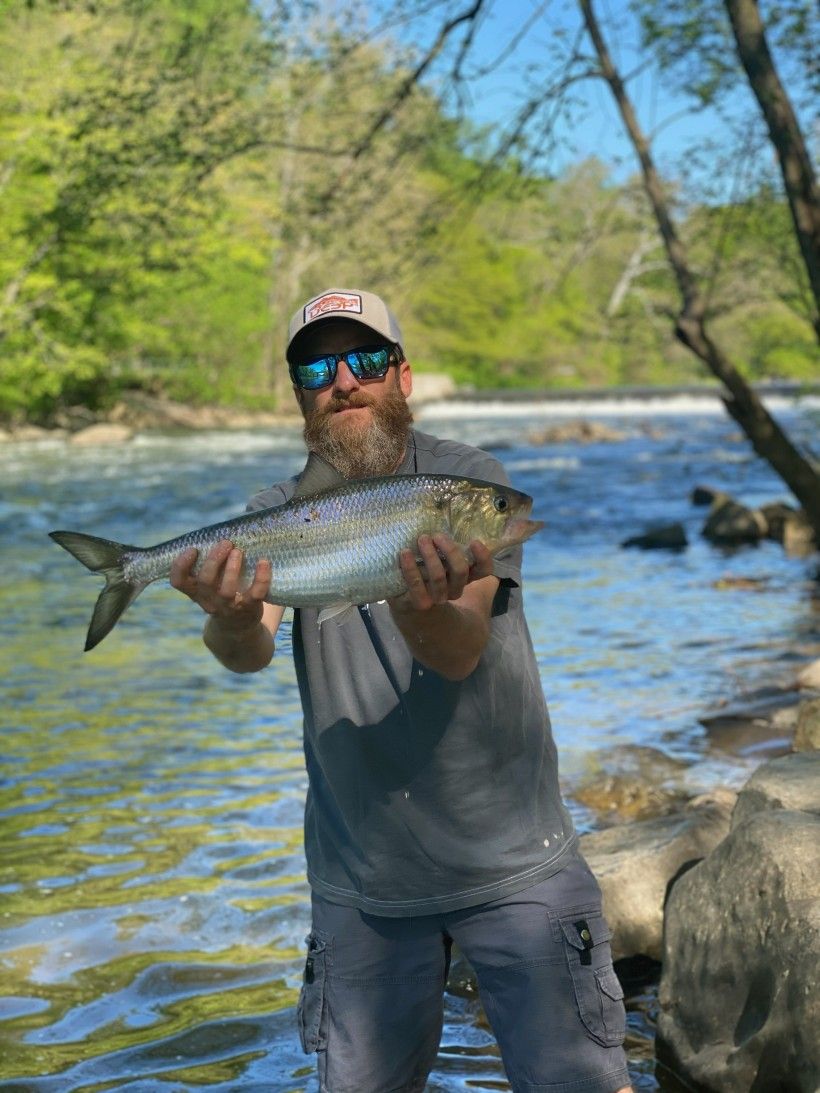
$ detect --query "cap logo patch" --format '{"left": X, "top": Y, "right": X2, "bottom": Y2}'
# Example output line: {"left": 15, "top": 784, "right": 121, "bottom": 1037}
{"left": 305, "top": 292, "right": 363, "bottom": 322}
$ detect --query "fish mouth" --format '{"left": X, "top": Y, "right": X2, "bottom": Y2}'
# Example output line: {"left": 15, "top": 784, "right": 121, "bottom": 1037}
{"left": 503, "top": 517, "right": 544, "bottom": 545}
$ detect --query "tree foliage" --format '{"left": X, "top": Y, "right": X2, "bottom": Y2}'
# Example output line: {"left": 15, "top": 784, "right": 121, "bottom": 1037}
{"left": 0, "top": 0, "right": 815, "bottom": 423}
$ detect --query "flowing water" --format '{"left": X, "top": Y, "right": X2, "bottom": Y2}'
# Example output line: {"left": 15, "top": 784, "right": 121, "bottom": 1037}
{"left": 1, "top": 395, "right": 818, "bottom": 1091}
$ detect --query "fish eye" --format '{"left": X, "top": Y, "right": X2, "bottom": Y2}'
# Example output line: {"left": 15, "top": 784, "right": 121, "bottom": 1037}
{"left": 493, "top": 495, "right": 508, "bottom": 512}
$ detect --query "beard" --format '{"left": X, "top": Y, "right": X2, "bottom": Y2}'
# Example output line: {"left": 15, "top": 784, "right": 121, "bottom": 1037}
{"left": 302, "top": 381, "right": 413, "bottom": 479}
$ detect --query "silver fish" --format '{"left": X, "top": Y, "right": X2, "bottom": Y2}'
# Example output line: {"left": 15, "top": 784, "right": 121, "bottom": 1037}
{"left": 49, "top": 454, "right": 543, "bottom": 651}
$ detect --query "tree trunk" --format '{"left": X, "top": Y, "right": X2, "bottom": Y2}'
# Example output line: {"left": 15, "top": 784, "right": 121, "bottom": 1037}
{"left": 724, "top": 0, "right": 820, "bottom": 341}
{"left": 578, "top": 0, "right": 820, "bottom": 543}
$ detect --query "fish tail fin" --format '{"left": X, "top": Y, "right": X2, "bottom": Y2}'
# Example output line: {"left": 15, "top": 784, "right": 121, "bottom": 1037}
{"left": 49, "top": 530, "right": 145, "bottom": 651}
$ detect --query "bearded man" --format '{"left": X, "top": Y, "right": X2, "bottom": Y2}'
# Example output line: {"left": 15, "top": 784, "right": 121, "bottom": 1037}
{"left": 171, "top": 289, "right": 633, "bottom": 1093}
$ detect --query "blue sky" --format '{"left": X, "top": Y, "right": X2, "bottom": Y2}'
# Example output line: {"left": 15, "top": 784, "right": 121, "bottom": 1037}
{"left": 370, "top": 0, "right": 813, "bottom": 197}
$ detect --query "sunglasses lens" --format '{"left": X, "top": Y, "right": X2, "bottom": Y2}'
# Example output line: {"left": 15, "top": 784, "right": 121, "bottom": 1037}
{"left": 348, "top": 347, "right": 391, "bottom": 378}
{"left": 294, "top": 358, "right": 334, "bottom": 389}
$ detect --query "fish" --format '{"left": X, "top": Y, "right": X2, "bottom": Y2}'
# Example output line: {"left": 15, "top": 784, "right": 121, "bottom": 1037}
{"left": 49, "top": 453, "right": 543, "bottom": 651}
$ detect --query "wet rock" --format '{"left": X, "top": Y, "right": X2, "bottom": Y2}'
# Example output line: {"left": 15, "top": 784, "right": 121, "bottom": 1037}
{"left": 711, "top": 574, "right": 770, "bottom": 591}
{"left": 691, "top": 485, "right": 723, "bottom": 507}
{"left": 527, "top": 420, "right": 627, "bottom": 445}
{"left": 758, "top": 500, "right": 798, "bottom": 542}
{"left": 657, "top": 803, "right": 820, "bottom": 1092}
{"left": 731, "top": 751, "right": 820, "bottom": 826}
{"left": 797, "top": 658, "right": 820, "bottom": 691}
{"left": 70, "top": 423, "right": 135, "bottom": 445}
{"left": 701, "top": 495, "right": 767, "bottom": 545}
{"left": 699, "top": 686, "right": 803, "bottom": 758}
{"left": 794, "top": 698, "right": 820, "bottom": 752}
{"left": 621, "top": 523, "right": 687, "bottom": 551}
{"left": 573, "top": 745, "right": 689, "bottom": 823}
{"left": 580, "top": 788, "right": 735, "bottom": 961}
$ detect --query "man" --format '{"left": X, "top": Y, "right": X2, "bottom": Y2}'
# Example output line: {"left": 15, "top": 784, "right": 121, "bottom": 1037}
{"left": 171, "top": 288, "right": 633, "bottom": 1093}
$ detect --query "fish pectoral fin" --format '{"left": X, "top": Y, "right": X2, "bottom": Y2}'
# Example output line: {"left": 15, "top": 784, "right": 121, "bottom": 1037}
{"left": 292, "top": 452, "right": 346, "bottom": 500}
{"left": 317, "top": 602, "right": 356, "bottom": 626}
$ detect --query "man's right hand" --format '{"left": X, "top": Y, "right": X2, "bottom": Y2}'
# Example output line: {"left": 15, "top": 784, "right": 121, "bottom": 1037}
{"left": 170, "top": 539, "right": 272, "bottom": 632}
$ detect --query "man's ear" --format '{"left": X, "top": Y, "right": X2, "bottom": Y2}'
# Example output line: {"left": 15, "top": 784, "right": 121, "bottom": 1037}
{"left": 399, "top": 359, "right": 412, "bottom": 398}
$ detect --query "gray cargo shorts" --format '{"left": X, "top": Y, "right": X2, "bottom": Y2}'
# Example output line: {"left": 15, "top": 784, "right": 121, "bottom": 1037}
{"left": 296, "top": 853, "right": 631, "bottom": 1093}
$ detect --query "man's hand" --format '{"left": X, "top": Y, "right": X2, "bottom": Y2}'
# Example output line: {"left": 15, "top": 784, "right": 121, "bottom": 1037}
{"left": 387, "top": 535, "right": 498, "bottom": 681}
{"left": 170, "top": 539, "right": 272, "bottom": 632}
{"left": 391, "top": 534, "right": 494, "bottom": 614}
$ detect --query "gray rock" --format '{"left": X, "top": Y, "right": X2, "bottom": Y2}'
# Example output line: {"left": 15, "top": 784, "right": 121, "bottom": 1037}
{"left": 579, "top": 789, "right": 735, "bottom": 961}
{"left": 621, "top": 523, "right": 687, "bottom": 550}
{"left": 657, "top": 809, "right": 820, "bottom": 1092}
{"left": 794, "top": 699, "right": 820, "bottom": 752}
{"left": 702, "top": 496, "right": 767, "bottom": 545}
{"left": 731, "top": 751, "right": 820, "bottom": 827}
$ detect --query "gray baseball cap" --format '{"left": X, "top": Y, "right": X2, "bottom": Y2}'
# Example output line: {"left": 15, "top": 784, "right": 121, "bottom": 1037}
{"left": 286, "top": 287, "right": 404, "bottom": 363}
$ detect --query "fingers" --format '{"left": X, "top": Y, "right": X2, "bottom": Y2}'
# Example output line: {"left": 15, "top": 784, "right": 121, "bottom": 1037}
{"left": 397, "top": 535, "right": 484, "bottom": 611}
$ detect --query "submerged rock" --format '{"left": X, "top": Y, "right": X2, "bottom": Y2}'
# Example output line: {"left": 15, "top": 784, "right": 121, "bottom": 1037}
{"left": 621, "top": 523, "right": 687, "bottom": 550}
{"left": 580, "top": 789, "right": 735, "bottom": 962}
{"left": 657, "top": 755, "right": 820, "bottom": 1092}
{"left": 572, "top": 745, "right": 689, "bottom": 823}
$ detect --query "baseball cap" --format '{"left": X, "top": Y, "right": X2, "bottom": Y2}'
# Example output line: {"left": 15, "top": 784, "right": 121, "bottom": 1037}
{"left": 286, "top": 288, "right": 404, "bottom": 364}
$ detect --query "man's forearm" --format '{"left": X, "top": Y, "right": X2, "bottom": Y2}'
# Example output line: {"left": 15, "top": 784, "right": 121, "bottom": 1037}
{"left": 203, "top": 616, "right": 275, "bottom": 674}
{"left": 389, "top": 600, "right": 490, "bottom": 681}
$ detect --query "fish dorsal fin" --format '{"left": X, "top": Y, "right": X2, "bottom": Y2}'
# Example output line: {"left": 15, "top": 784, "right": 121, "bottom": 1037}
{"left": 292, "top": 452, "right": 346, "bottom": 500}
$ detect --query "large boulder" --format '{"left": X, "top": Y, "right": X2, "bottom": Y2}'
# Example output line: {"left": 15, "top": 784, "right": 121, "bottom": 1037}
{"left": 579, "top": 789, "right": 735, "bottom": 962}
{"left": 657, "top": 755, "right": 820, "bottom": 1092}
{"left": 701, "top": 495, "right": 767, "bottom": 545}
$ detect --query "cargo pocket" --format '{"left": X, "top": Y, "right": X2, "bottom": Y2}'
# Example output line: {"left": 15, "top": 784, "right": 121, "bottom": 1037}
{"left": 297, "top": 931, "right": 328, "bottom": 1054}
{"left": 558, "top": 912, "right": 625, "bottom": 1048}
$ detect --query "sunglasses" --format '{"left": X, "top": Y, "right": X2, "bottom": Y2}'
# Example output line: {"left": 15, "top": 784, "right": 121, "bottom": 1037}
{"left": 290, "top": 344, "right": 403, "bottom": 390}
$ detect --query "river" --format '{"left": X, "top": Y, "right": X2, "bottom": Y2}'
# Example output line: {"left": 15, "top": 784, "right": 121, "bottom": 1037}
{"left": 1, "top": 393, "right": 818, "bottom": 1091}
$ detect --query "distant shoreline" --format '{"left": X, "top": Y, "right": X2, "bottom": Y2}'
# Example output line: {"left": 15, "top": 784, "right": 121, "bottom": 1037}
{"left": 446, "top": 380, "right": 820, "bottom": 403}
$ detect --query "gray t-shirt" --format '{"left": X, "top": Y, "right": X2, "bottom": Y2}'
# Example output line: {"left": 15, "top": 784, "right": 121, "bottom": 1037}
{"left": 248, "top": 428, "right": 576, "bottom": 916}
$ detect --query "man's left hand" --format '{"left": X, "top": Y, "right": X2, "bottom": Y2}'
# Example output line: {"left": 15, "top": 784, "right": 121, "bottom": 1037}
{"left": 392, "top": 534, "right": 494, "bottom": 613}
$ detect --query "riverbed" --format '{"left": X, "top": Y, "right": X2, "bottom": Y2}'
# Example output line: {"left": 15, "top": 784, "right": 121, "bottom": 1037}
{"left": 1, "top": 394, "right": 818, "bottom": 1091}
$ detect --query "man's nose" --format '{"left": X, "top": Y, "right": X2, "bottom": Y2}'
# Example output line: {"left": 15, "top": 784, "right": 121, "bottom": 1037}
{"left": 332, "top": 356, "right": 360, "bottom": 393}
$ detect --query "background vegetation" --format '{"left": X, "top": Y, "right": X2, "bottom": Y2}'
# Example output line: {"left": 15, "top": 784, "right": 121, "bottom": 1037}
{"left": 0, "top": 0, "right": 816, "bottom": 423}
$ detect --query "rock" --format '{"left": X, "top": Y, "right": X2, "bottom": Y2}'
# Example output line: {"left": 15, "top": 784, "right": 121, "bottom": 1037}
{"left": 794, "top": 699, "right": 820, "bottom": 752}
{"left": 657, "top": 808, "right": 820, "bottom": 1092}
{"left": 731, "top": 752, "right": 820, "bottom": 826}
{"left": 797, "top": 658, "right": 820, "bottom": 691}
{"left": 701, "top": 495, "right": 767, "bottom": 545}
{"left": 580, "top": 788, "right": 735, "bottom": 962}
{"left": 408, "top": 373, "right": 456, "bottom": 405}
{"left": 527, "top": 420, "right": 627, "bottom": 445}
{"left": 572, "top": 745, "right": 689, "bottom": 823}
{"left": 758, "top": 500, "right": 798, "bottom": 542}
{"left": 711, "top": 574, "right": 770, "bottom": 591}
{"left": 699, "top": 686, "right": 803, "bottom": 758}
{"left": 69, "top": 423, "right": 134, "bottom": 445}
{"left": 11, "top": 425, "right": 54, "bottom": 441}
{"left": 0, "top": 427, "right": 12, "bottom": 443}
{"left": 621, "top": 523, "right": 687, "bottom": 550}
{"left": 691, "top": 485, "right": 724, "bottom": 507}
{"left": 782, "top": 510, "right": 816, "bottom": 556}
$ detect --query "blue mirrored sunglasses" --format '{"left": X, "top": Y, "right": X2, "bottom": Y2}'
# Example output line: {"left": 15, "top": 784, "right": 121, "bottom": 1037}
{"left": 290, "top": 344, "right": 402, "bottom": 390}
